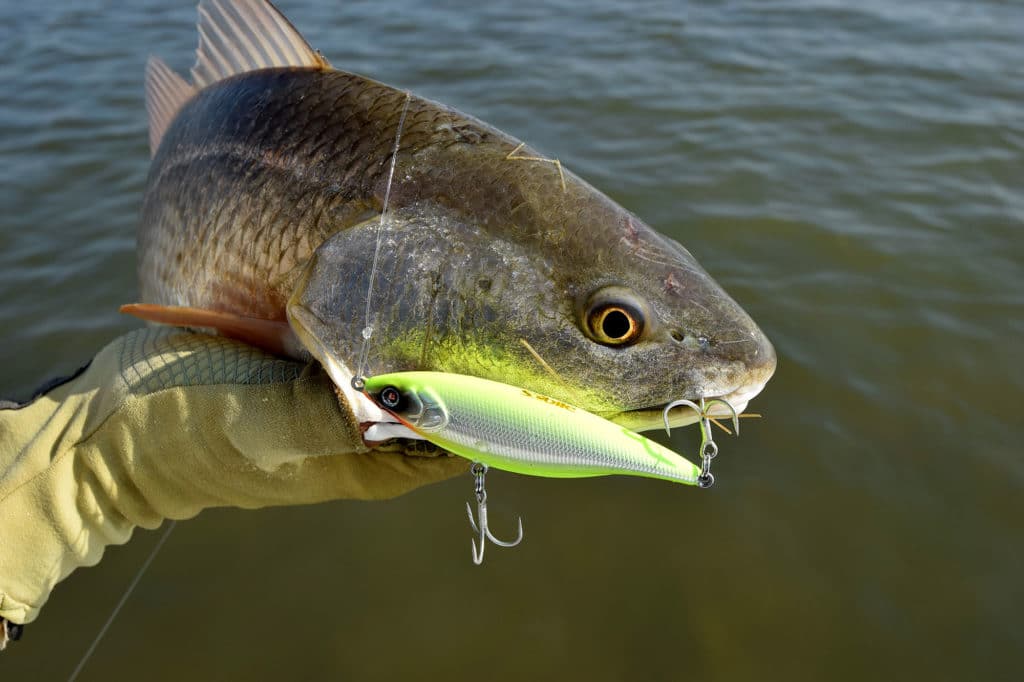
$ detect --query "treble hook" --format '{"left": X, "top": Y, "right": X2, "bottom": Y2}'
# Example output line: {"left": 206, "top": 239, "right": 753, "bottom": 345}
{"left": 662, "top": 396, "right": 739, "bottom": 489}
{"left": 465, "top": 462, "right": 524, "bottom": 565}
{"left": 662, "top": 396, "right": 739, "bottom": 438}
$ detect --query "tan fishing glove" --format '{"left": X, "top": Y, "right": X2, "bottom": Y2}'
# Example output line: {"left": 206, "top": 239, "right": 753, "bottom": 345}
{"left": 0, "top": 327, "right": 465, "bottom": 639}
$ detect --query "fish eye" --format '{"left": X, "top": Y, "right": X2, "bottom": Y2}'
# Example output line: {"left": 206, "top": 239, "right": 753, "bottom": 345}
{"left": 582, "top": 287, "right": 647, "bottom": 347}
{"left": 379, "top": 386, "right": 405, "bottom": 410}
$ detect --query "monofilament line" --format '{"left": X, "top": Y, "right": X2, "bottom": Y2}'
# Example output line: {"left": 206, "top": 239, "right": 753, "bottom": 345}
{"left": 67, "top": 520, "right": 176, "bottom": 682}
{"left": 353, "top": 90, "right": 412, "bottom": 389}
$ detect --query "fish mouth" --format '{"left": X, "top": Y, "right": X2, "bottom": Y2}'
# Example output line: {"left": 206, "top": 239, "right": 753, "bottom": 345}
{"left": 358, "top": 377, "right": 770, "bottom": 445}
{"left": 292, "top": 296, "right": 773, "bottom": 442}
{"left": 605, "top": 377, "right": 772, "bottom": 433}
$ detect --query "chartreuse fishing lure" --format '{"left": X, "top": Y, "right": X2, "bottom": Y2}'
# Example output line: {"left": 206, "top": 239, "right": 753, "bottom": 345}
{"left": 364, "top": 372, "right": 702, "bottom": 483}
{"left": 363, "top": 371, "right": 727, "bottom": 564}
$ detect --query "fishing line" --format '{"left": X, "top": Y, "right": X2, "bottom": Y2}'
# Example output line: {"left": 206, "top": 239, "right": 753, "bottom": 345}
{"left": 342, "top": 94, "right": 516, "bottom": 564}
{"left": 67, "top": 520, "right": 176, "bottom": 682}
{"left": 353, "top": 90, "right": 412, "bottom": 389}
{"left": 70, "top": 96, "right": 405, "bottom": 668}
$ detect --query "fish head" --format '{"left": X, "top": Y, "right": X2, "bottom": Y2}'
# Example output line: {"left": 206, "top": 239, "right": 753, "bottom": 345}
{"left": 287, "top": 177, "right": 775, "bottom": 433}
{"left": 556, "top": 205, "right": 778, "bottom": 431}
{"left": 479, "top": 168, "right": 777, "bottom": 430}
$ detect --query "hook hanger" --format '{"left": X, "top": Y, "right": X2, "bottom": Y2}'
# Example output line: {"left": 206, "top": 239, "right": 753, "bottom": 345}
{"left": 465, "top": 462, "right": 524, "bottom": 565}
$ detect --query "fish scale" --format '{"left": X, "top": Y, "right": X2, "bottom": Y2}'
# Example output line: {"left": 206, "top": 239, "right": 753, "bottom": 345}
{"left": 141, "top": 69, "right": 493, "bottom": 313}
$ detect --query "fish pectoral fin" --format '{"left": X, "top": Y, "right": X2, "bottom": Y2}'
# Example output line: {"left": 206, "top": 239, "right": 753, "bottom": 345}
{"left": 119, "top": 303, "right": 297, "bottom": 358}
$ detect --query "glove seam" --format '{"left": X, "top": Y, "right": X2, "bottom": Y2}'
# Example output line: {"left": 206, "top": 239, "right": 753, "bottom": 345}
{"left": 0, "top": 433, "right": 78, "bottom": 509}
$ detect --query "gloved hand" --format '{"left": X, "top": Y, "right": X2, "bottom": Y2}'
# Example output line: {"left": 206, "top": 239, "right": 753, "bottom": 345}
{"left": 0, "top": 327, "right": 466, "bottom": 636}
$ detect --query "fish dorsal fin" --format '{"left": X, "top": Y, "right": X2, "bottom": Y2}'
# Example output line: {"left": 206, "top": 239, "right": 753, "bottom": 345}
{"left": 145, "top": 0, "right": 330, "bottom": 156}
{"left": 145, "top": 56, "right": 197, "bottom": 156}
{"left": 191, "top": 0, "right": 329, "bottom": 89}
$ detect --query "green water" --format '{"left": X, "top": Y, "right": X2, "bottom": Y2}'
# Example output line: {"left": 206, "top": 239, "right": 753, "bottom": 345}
{"left": 1, "top": 1, "right": 1021, "bottom": 679}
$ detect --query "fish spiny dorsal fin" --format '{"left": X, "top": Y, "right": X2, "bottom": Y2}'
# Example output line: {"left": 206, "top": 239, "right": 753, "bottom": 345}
{"left": 191, "top": 0, "right": 330, "bottom": 89}
{"left": 145, "top": 56, "right": 197, "bottom": 156}
{"left": 145, "top": 1, "right": 329, "bottom": 156}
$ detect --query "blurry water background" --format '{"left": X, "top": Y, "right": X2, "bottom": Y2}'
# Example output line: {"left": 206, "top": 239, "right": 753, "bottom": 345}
{"left": 1, "top": 0, "right": 1021, "bottom": 679}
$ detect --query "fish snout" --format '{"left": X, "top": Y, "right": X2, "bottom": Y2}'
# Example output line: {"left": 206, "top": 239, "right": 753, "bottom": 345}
{"left": 666, "top": 312, "right": 776, "bottom": 404}
{"left": 739, "top": 322, "right": 777, "bottom": 387}
{"left": 706, "top": 322, "right": 776, "bottom": 412}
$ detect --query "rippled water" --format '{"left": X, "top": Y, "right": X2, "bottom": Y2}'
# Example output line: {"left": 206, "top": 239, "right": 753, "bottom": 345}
{"left": 2, "top": 1, "right": 1021, "bottom": 679}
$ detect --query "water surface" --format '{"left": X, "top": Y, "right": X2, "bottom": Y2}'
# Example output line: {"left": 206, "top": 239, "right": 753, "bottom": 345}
{"left": 1, "top": 1, "right": 1021, "bottom": 679}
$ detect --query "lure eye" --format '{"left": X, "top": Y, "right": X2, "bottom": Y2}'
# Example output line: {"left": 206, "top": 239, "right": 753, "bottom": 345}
{"left": 582, "top": 287, "right": 648, "bottom": 347}
{"left": 379, "top": 386, "right": 404, "bottom": 410}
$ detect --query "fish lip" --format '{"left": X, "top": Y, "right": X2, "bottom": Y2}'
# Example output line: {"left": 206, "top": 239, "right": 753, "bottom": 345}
{"left": 619, "top": 333, "right": 777, "bottom": 433}
{"left": 605, "top": 376, "right": 770, "bottom": 433}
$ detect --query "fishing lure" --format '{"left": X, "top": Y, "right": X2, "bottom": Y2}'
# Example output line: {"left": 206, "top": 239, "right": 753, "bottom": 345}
{"left": 364, "top": 371, "right": 704, "bottom": 485}
{"left": 364, "top": 371, "right": 728, "bottom": 563}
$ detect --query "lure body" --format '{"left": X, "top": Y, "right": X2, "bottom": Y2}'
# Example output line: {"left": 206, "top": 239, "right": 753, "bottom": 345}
{"left": 365, "top": 372, "right": 701, "bottom": 485}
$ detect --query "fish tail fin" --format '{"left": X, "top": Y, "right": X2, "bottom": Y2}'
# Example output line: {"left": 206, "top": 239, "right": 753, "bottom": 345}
{"left": 145, "top": 1, "right": 330, "bottom": 156}
{"left": 145, "top": 57, "right": 196, "bottom": 156}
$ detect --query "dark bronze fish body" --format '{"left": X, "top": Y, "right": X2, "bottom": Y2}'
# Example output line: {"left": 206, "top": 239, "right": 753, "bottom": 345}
{"left": 137, "top": 0, "right": 775, "bottom": 429}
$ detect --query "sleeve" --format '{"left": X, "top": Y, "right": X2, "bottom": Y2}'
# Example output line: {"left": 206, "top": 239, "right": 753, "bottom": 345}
{"left": 0, "top": 328, "right": 464, "bottom": 626}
